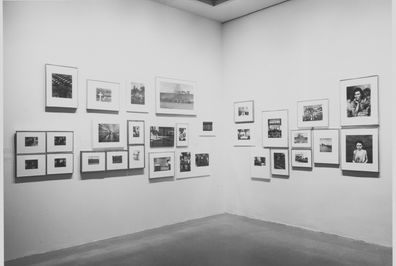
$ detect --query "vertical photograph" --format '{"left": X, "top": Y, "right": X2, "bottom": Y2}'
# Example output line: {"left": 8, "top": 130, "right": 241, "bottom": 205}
{"left": 234, "top": 100, "right": 254, "bottom": 123}
{"left": 126, "top": 82, "right": 148, "bottom": 113}
{"left": 270, "top": 149, "right": 289, "bottom": 176}
{"left": 46, "top": 64, "right": 78, "bottom": 108}
{"left": 176, "top": 123, "right": 189, "bottom": 147}
{"left": 262, "top": 110, "right": 289, "bottom": 148}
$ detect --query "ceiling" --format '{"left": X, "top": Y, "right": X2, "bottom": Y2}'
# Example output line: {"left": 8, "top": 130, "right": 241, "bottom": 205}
{"left": 150, "top": 0, "right": 290, "bottom": 23}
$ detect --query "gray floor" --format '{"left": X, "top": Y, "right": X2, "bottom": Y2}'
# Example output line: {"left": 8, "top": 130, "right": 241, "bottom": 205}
{"left": 6, "top": 214, "right": 392, "bottom": 266}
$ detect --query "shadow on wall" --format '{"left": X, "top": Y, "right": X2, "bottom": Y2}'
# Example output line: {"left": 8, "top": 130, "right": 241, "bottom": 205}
{"left": 81, "top": 169, "right": 144, "bottom": 180}
{"left": 15, "top": 174, "right": 72, "bottom": 183}
{"left": 342, "top": 171, "right": 379, "bottom": 178}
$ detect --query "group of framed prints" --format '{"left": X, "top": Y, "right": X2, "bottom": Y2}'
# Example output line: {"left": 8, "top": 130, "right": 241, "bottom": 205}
{"left": 244, "top": 75, "right": 380, "bottom": 179}
{"left": 15, "top": 131, "right": 74, "bottom": 177}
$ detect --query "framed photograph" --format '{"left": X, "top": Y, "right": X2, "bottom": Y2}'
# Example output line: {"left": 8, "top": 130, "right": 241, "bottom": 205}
{"left": 106, "top": 150, "right": 128, "bottom": 171}
{"left": 291, "top": 149, "right": 312, "bottom": 168}
{"left": 340, "top": 75, "right": 378, "bottom": 126}
{"left": 92, "top": 119, "right": 126, "bottom": 149}
{"left": 262, "top": 110, "right": 289, "bottom": 148}
{"left": 297, "top": 99, "right": 329, "bottom": 128}
{"left": 194, "top": 152, "right": 211, "bottom": 176}
{"left": 250, "top": 148, "right": 270, "bottom": 179}
{"left": 128, "top": 120, "right": 145, "bottom": 145}
{"left": 234, "top": 100, "right": 254, "bottom": 123}
{"left": 126, "top": 81, "right": 148, "bottom": 113}
{"left": 16, "top": 131, "right": 46, "bottom": 154}
{"left": 150, "top": 126, "right": 174, "bottom": 148}
{"left": 81, "top": 151, "right": 106, "bottom": 173}
{"left": 149, "top": 152, "right": 175, "bottom": 179}
{"left": 155, "top": 77, "right": 196, "bottom": 116}
{"left": 86, "top": 79, "right": 120, "bottom": 112}
{"left": 234, "top": 124, "right": 255, "bottom": 146}
{"left": 176, "top": 123, "right": 189, "bottom": 147}
{"left": 291, "top": 130, "right": 312, "bottom": 148}
{"left": 270, "top": 149, "right": 289, "bottom": 176}
{"left": 46, "top": 131, "right": 74, "bottom": 153}
{"left": 47, "top": 153, "right": 74, "bottom": 175}
{"left": 128, "top": 145, "right": 145, "bottom": 169}
{"left": 341, "top": 128, "right": 379, "bottom": 172}
{"left": 16, "top": 154, "right": 46, "bottom": 177}
{"left": 176, "top": 150, "right": 193, "bottom": 179}
{"left": 313, "top": 129, "right": 339, "bottom": 165}
{"left": 199, "top": 121, "right": 216, "bottom": 137}
{"left": 45, "top": 64, "right": 78, "bottom": 109}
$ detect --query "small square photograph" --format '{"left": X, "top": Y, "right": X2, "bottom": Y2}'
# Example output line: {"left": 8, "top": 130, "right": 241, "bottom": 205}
{"left": 128, "top": 120, "right": 145, "bottom": 145}
{"left": 291, "top": 130, "right": 311, "bottom": 148}
{"left": 203, "top": 122, "right": 213, "bottom": 132}
{"left": 291, "top": 150, "right": 312, "bottom": 168}
{"left": 128, "top": 145, "right": 145, "bottom": 169}
{"left": 200, "top": 120, "right": 216, "bottom": 137}
{"left": 270, "top": 149, "right": 289, "bottom": 176}
{"left": 345, "top": 135, "right": 373, "bottom": 164}
{"left": 99, "top": 123, "right": 120, "bottom": 143}
{"left": 17, "top": 132, "right": 46, "bottom": 154}
{"left": 81, "top": 151, "right": 106, "bottom": 173}
{"left": 96, "top": 88, "right": 112, "bottom": 103}
{"left": 195, "top": 153, "right": 209, "bottom": 167}
{"left": 176, "top": 123, "right": 189, "bottom": 147}
{"left": 17, "top": 154, "right": 46, "bottom": 177}
{"left": 52, "top": 73, "right": 73, "bottom": 99}
{"left": 150, "top": 126, "right": 174, "bottom": 148}
{"left": 86, "top": 80, "right": 120, "bottom": 112}
{"left": 319, "top": 138, "right": 333, "bottom": 153}
{"left": 297, "top": 99, "right": 329, "bottom": 128}
{"left": 346, "top": 85, "right": 371, "bottom": 118}
{"left": 234, "top": 100, "right": 254, "bottom": 123}
{"left": 250, "top": 148, "right": 270, "bottom": 179}
{"left": 106, "top": 151, "right": 128, "bottom": 171}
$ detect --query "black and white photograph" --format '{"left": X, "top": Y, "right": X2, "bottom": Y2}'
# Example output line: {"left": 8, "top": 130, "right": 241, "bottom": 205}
{"left": 238, "top": 129, "right": 250, "bottom": 140}
{"left": 254, "top": 157, "right": 266, "bottom": 166}
{"left": 16, "top": 131, "right": 46, "bottom": 154}
{"left": 156, "top": 77, "right": 196, "bottom": 115}
{"left": 179, "top": 152, "right": 191, "bottom": 172}
{"left": 200, "top": 121, "right": 216, "bottom": 137}
{"left": 128, "top": 145, "right": 145, "bottom": 169}
{"left": 234, "top": 100, "right": 254, "bottom": 123}
{"left": 291, "top": 150, "right": 312, "bottom": 168}
{"left": 81, "top": 152, "right": 106, "bottom": 173}
{"left": 291, "top": 130, "right": 311, "bottom": 148}
{"left": 270, "top": 149, "right": 289, "bottom": 176}
{"left": 203, "top": 122, "right": 213, "bottom": 132}
{"left": 46, "top": 64, "right": 78, "bottom": 108}
{"left": 319, "top": 138, "right": 332, "bottom": 153}
{"left": 341, "top": 128, "right": 378, "bottom": 172}
{"left": 16, "top": 154, "right": 46, "bottom": 177}
{"left": 93, "top": 119, "right": 126, "bottom": 149}
{"left": 195, "top": 153, "right": 209, "bottom": 167}
{"left": 176, "top": 123, "right": 189, "bottom": 147}
{"left": 126, "top": 82, "right": 148, "bottom": 113}
{"left": 47, "top": 153, "right": 74, "bottom": 175}
{"left": 234, "top": 125, "right": 255, "bottom": 146}
{"left": 150, "top": 126, "right": 174, "bottom": 148}
{"left": 149, "top": 152, "right": 175, "bottom": 179}
{"left": 340, "top": 76, "right": 378, "bottom": 126}
{"left": 313, "top": 129, "right": 339, "bottom": 164}
{"left": 47, "top": 131, "right": 74, "bottom": 153}
{"left": 262, "top": 110, "right": 289, "bottom": 148}
{"left": 106, "top": 151, "right": 128, "bottom": 171}
{"left": 250, "top": 148, "right": 270, "bottom": 179}
{"left": 128, "top": 120, "right": 145, "bottom": 145}
{"left": 87, "top": 80, "right": 120, "bottom": 112}
{"left": 297, "top": 99, "right": 329, "bottom": 128}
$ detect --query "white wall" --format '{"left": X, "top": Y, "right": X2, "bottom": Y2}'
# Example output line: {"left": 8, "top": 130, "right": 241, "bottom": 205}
{"left": 222, "top": 0, "right": 392, "bottom": 246}
{"left": 1, "top": 0, "right": 5, "bottom": 263}
{"left": 4, "top": 0, "right": 225, "bottom": 260}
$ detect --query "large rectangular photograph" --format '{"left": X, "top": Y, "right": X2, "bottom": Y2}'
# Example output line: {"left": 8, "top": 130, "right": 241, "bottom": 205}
{"left": 150, "top": 126, "right": 174, "bottom": 148}
{"left": 46, "top": 64, "right": 78, "bottom": 109}
{"left": 234, "top": 100, "right": 254, "bottom": 123}
{"left": 92, "top": 120, "right": 126, "bottom": 149}
{"left": 155, "top": 77, "right": 196, "bottom": 116}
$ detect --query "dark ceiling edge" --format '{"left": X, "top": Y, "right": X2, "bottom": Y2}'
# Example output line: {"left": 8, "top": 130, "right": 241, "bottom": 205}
{"left": 222, "top": 0, "right": 291, "bottom": 24}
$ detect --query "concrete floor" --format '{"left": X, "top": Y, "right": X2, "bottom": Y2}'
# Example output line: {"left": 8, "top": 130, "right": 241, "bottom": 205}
{"left": 6, "top": 214, "right": 392, "bottom": 266}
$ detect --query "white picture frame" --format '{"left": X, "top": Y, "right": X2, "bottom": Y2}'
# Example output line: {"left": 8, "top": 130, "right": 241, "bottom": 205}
{"left": 128, "top": 145, "right": 145, "bottom": 169}
{"left": 341, "top": 128, "right": 379, "bottom": 172}
{"left": 234, "top": 124, "right": 256, "bottom": 147}
{"left": 313, "top": 129, "right": 339, "bottom": 165}
{"left": 199, "top": 121, "right": 216, "bottom": 137}
{"left": 291, "top": 130, "right": 312, "bottom": 149}
{"left": 193, "top": 151, "right": 211, "bottom": 177}
{"left": 262, "top": 110, "right": 289, "bottom": 148}
{"left": 270, "top": 149, "right": 289, "bottom": 176}
{"left": 126, "top": 81, "right": 148, "bottom": 113}
{"left": 47, "top": 153, "right": 74, "bottom": 175}
{"left": 45, "top": 64, "right": 78, "bottom": 109}
{"left": 340, "top": 75, "right": 379, "bottom": 126}
{"left": 106, "top": 150, "right": 128, "bottom": 171}
{"left": 16, "top": 131, "right": 46, "bottom": 154}
{"left": 149, "top": 152, "right": 175, "bottom": 179}
{"left": 155, "top": 77, "right": 196, "bottom": 116}
{"left": 291, "top": 149, "right": 313, "bottom": 168}
{"left": 234, "top": 100, "right": 254, "bottom": 123}
{"left": 80, "top": 151, "right": 106, "bottom": 173}
{"left": 46, "top": 131, "right": 74, "bottom": 153}
{"left": 250, "top": 148, "right": 271, "bottom": 179}
{"left": 16, "top": 154, "right": 46, "bottom": 177}
{"left": 176, "top": 123, "right": 189, "bottom": 147}
{"left": 128, "top": 120, "right": 145, "bottom": 145}
{"left": 175, "top": 150, "right": 194, "bottom": 179}
{"left": 297, "top": 99, "right": 329, "bottom": 128}
{"left": 86, "top": 79, "right": 120, "bottom": 112}
{"left": 92, "top": 119, "right": 126, "bottom": 149}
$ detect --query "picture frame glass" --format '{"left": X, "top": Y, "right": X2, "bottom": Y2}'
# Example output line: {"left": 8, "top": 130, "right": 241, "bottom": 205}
{"left": 313, "top": 129, "right": 339, "bottom": 164}
{"left": 16, "top": 154, "right": 46, "bottom": 177}
{"left": 46, "top": 131, "right": 73, "bottom": 153}
{"left": 149, "top": 152, "right": 175, "bottom": 179}
{"left": 46, "top": 64, "right": 78, "bottom": 109}
{"left": 150, "top": 126, "right": 174, "bottom": 148}
{"left": 87, "top": 80, "right": 120, "bottom": 112}
{"left": 234, "top": 100, "right": 254, "bottom": 123}
{"left": 16, "top": 132, "right": 46, "bottom": 154}
{"left": 47, "top": 153, "right": 74, "bottom": 175}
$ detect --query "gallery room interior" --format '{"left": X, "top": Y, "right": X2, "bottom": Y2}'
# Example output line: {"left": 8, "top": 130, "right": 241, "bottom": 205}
{"left": 2, "top": 0, "right": 394, "bottom": 265}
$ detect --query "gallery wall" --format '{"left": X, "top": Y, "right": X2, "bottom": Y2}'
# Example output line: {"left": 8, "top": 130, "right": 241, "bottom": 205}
{"left": 3, "top": 0, "right": 225, "bottom": 260}
{"left": 0, "top": 0, "right": 5, "bottom": 263}
{"left": 222, "top": 0, "right": 392, "bottom": 246}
